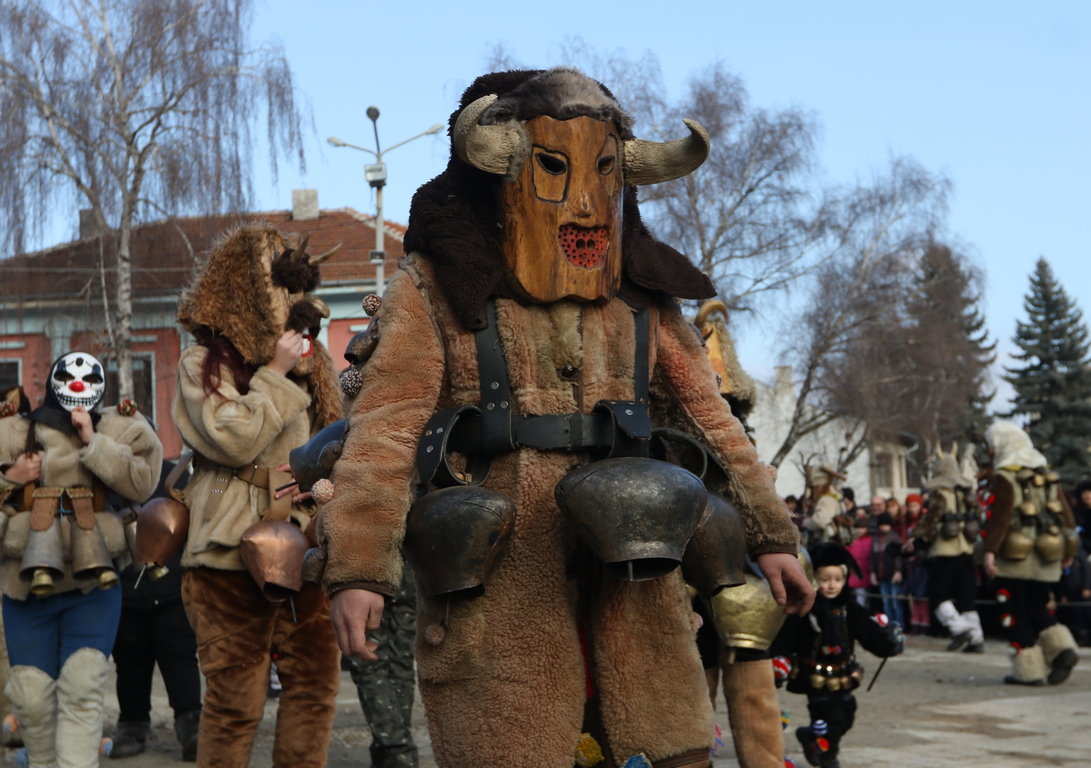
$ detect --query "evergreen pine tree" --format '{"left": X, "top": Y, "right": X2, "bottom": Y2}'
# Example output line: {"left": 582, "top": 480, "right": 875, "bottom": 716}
{"left": 1004, "top": 258, "right": 1091, "bottom": 483}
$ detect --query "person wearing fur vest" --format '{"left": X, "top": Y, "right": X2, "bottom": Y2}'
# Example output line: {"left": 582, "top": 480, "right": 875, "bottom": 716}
{"left": 982, "top": 421, "right": 1080, "bottom": 686}
{"left": 0, "top": 353, "right": 162, "bottom": 768}
{"left": 173, "top": 224, "right": 343, "bottom": 768}
{"left": 319, "top": 68, "right": 813, "bottom": 768}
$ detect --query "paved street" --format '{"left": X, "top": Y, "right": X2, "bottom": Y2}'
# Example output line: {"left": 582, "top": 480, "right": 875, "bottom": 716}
{"left": 3, "top": 635, "right": 1088, "bottom": 767}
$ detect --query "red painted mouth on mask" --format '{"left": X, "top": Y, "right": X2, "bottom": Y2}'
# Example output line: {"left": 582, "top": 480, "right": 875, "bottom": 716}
{"left": 301, "top": 332, "right": 313, "bottom": 358}
{"left": 558, "top": 225, "right": 609, "bottom": 269}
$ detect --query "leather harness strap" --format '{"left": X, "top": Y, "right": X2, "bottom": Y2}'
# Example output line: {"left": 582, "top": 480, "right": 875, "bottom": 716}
{"left": 192, "top": 453, "right": 290, "bottom": 522}
{"left": 417, "top": 302, "right": 653, "bottom": 489}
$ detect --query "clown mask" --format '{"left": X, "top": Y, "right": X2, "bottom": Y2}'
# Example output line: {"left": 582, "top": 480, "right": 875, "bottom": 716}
{"left": 50, "top": 353, "right": 105, "bottom": 412}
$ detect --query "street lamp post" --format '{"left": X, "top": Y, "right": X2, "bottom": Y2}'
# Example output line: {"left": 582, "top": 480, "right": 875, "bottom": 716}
{"left": 328, "top": 110, "right": 443, "bottom": 296}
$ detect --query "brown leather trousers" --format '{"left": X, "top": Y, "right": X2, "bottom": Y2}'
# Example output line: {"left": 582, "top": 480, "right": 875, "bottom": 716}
{"left": 182, "top": 568, "right": 340, "bottom": 768}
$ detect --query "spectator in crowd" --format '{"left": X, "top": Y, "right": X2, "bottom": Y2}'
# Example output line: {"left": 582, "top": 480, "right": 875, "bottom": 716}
{"left": 901, "top": 493, "right": 930, "bottom": 634}
{"left": 1056, "top": 545, "right": 1091, "bottom": 647}
{"left": 870, "top": 513, "right": 904, "bottom": 627}
{"left": 886, "top": 497, "right": 907, "bottom": 540}
{"left": 1072, "top": 479, "right": 1091, "bottom": 554}
{"left": 847, "top": 519, "right": 872, "bottom": 607}
{"left": 842, "top": 487, "right": 856, "bottom": 518}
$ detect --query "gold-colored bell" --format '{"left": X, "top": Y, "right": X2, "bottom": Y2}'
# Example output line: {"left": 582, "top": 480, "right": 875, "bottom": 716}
{"left": 1064, "top": 530, "right": 1081, "bottom": 560}
{"left": 1017, "top": 469, "right": 1035, "bottom": 483}
{"left": 809, "top": 672, "right": 827, "bottom": 689}
{"left": 30, "top": 568, "right": 55, "bottom": 596}
{"left": 1045, "top": 471, "right": 1060, "bottom": 484}
{"left": 1035, "top": 532, "right": 1064, "bottom": 563}
{"left": 1000, "top": 529, "right": 1034, "bottom": 560}
{"left": 826, "top": 675, "right": 843, "bottom": 691}
{"left": 1020, "top": 501, "right": 1039, "bottom": 517}
{"left": 97, "top": 570, "right": 119, "bottom": 590}
{"left": 1047, "top": 500, "right": 1064, "bottom": 514}
{"left": 148, "top": 564, "right": 170, "bottom": 581}
{"left": 1033, "top": 473, "right": 1046, "bottom": 487}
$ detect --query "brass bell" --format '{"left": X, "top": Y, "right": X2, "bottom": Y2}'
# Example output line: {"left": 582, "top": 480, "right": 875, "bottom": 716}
{"left": 97, "top": 570, "right": 119, "bottom": 590}
{"left": 1047, "top": 500, "right": 1063, "bottom": 514}
{"left": 826, "top": 675, "right": 843, "bottom": 691}
{"left": 1020, "top": 501, "right": 1038, "bottom": 517}
{"left": 850, "top": 668, "right": 864, "bottom": 683}
{"left": 809, "top": 673, "right": 827, "bottom": 689}
{"left": 1000, "top": 529, "right": 1035, "bottom": 559}
{"left": 1017, "top": 468, "right": 1035, "bottom": 483}
{"left": 148, "top": 564, "right": 170, "bottom": 581}
{"left": 21, "top": 519, "right": 65, "bottom": 596}
{"left": 1045, "top": 471, "right": 1060, "bottom": 484}
{"left": 1034, "top": 532, "right": 1064, "bottom": 563}
{"left": 840, "top": 676, "right": 853, "bottom": 690}
{"left": 30, "top": 568, "right": 55, "bottom": 596}
{"left": 1033, "top": 473, "right": 1045, "bottom": 487}
{"left": 135, "top": 497, "right": 190, "bottom": 572}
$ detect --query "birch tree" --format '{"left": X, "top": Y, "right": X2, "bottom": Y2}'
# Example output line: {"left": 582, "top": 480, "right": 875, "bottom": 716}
{"left": 0, "top": 0, "right": 305, "bottom": 398}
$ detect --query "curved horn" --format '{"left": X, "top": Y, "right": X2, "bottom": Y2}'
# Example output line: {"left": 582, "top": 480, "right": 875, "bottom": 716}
{"left": 935, "top": 443, "right": 946, "bottom": 460}
{"left": 289, "top": 234, "right": 310, "bottom": 262}
{"left": 453, "top": 94, "right": 529, "bottom": 176}
{"left": 951, "top": 442, "right": 959, "bottom": 460}
{"left": 624, "top": 119, "right": 710, "bottom": 186}
{"left": 309, "top": 242, "right": 342, "bottom": 266}
{"left": 695, "top": 299, "right": 729, "bottom": 330}
{"left": 308, "top": 295, "right": 331, "bottom": 319}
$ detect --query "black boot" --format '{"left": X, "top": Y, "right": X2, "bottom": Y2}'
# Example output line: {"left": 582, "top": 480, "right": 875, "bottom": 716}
{"left": 110, "top": 720, "right": 150, "bottom": 759}
{"left": 175, "top": 709, "right": 201, "bottom": 762}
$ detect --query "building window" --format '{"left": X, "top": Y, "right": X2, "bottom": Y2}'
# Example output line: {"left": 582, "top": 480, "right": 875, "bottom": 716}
{"left": 105, "top": 356, "right": 155, "bottom": 424}
{"left": 0, "top": 360, "right": 20, "bottom": 391}
{"left": 872, "top": 451, "right": 895, "bottom": 491}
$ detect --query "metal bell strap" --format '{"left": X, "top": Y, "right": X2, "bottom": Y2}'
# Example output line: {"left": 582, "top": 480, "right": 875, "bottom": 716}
{"left": 416, "top": 301, "right": 653, "bottom": 489}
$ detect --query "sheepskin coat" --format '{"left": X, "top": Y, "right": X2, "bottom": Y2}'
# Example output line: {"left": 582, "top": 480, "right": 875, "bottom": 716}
{"left": 0, "top": 408, "right": 162, "bottom": 599}
{"left": 983, "top": 469, "right": 1075, "bottom": 582}
{"left": 321, "top": 255, "right": 797, "bottom": 768}
{"left": 173, "top": 345, "right": 326, "bottom": 571}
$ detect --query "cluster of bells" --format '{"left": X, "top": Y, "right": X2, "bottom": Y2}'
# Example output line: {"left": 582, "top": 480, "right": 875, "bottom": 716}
{"left": 999, "top": 469, "right": 1077, "bottom": 562}
{"left": 807, "top": 665, "right": 863, "bottom": 692}
{"left": 22, "top": 517, "right": 120, "bottom": 596}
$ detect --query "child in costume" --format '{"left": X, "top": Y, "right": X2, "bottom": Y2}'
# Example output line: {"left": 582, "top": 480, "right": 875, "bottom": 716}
{"left": 0, "top": 353, "right": 162, "bottom": 768}
{"left": 774, "top": 543, "right": 904, "bottom": 768}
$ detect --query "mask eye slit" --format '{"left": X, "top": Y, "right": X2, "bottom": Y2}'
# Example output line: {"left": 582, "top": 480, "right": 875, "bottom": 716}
{"left": 598, "top": 155, "right": 616, "bottom": 175}
{"left": 535, "top": 152, "right": 567, "bottom": 175}
{"left": 54, "top": 371, "right": 74, "bottom": 382}
{"left": 83, "top": 374, "right": 104, "bottom": 385}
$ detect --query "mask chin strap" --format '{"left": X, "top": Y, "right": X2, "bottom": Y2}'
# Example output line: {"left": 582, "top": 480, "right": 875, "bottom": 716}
{"left": 416, "top": 301, "right": 652, "bottom": 489}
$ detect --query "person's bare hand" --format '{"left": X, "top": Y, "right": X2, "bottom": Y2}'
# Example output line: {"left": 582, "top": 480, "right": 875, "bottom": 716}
{"left": 268, "top": 331, "right": 305, "bottom": 376}
{"left": 983, "top": 550, "right": 999, "bottom": 580}
{"left": 870, "top": 572, "right": 879, "bottom": 587}
{"left": 330, "top": 589, "right": 385, "bottom": 660}
{"left": 903, "top": 539, "right": 915, "bottom": 554}
{"left": 71, "top": 407, "right": 95, "bottom": 445}
{"left": 756, "top": 552, "right": 815, "bottom": 615}
{"left": 272, "top": 462, "right": 312, "bottom": 503}
{"left": 5, "top": 453, "right": 41, "bottom": 484}
{"left": 892, "top": 571, "right": 903, "bottom": 585}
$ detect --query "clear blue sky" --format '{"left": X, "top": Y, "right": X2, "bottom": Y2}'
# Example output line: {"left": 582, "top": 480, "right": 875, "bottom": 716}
{"left": 248, "top": 0, "right": 1091, "bottom": 408}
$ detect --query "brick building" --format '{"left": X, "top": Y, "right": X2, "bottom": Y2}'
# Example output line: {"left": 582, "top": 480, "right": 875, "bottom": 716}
{"left": 0, "top": 191, "right": 400, "bottom": 458}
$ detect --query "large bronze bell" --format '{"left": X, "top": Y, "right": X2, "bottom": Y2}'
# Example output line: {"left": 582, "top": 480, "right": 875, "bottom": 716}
{"left": 70, "top": 522, "right": 117, "bottom": 588}
{"left": 20, "top": 518, "right": 65, "bottom": 596}
{"left": 999, "top": 528, "right": 1034, "bottom": 560}
{"left": 1034, "top": 530, "right": 1064, "bottom": 563}
{"left": 404, "top": 486, "right": 515, "bottom": 598}
{"left": 135, "top": 497, "right": 190, "bottom": 580}
{"left": 240, "top": 520, "right": 310, "bottom": 601}
{"left": 681, "top": 492, "right": 747, "bottom": 598}
{"left": 288, "top": 419, "right": 345, "bottom": 492}
{"left": 555, "top": 457, "right": 706, "bottom": 582}
{"left": 1063, "top": 530, "right": 1081, "bottom": 561}
{"left": 708, "top": 562, "right": 787, "bottom": 651}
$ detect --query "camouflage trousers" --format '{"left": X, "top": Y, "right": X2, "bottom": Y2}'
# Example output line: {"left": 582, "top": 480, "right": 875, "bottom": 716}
{"left": 343, "top": 566, "right": 418, "bottom": 768}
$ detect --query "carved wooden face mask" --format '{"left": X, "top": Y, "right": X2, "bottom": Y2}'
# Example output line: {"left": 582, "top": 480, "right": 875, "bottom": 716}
{"left": 500, "top": 116, "right": 623, "bottom": 303}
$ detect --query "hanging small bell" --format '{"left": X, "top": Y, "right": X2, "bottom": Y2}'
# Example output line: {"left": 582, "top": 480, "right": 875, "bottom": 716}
{"left": 70, "top": 524, "right": 115, "bottom": 583}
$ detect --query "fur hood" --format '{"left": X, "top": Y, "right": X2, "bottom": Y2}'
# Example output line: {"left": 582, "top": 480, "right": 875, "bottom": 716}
{"left": 403, "top": 68, "right": 715, "bottom": 331}
{"left": 177, "top": 222, "right": 342, "bottom": 430}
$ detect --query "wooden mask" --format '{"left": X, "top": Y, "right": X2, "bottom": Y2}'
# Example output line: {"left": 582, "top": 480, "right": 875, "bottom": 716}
{"left": 500, "top": 116, "right": 624, "bottom": 303}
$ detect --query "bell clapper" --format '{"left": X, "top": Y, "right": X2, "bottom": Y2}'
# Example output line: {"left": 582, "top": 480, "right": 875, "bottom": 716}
{"left": 290, "top": 597, "right": 297, "bottom": 624}
{"left": 133, "top": 563, "right": 148, "bottom": 590}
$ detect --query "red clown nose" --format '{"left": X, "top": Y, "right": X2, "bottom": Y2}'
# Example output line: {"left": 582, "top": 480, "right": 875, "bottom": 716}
{"left": 70, "top": 381, "right": 86, "bottom": 393}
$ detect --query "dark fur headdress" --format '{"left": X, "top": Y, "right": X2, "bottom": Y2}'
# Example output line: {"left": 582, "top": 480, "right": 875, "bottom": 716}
{"left": 403, "top": 68, "right": 715, "bottom": 330}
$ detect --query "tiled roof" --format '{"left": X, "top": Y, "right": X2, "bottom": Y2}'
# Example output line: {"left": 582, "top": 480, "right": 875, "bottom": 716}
{"left": 0, "top": 208, "right": 404, "bottom": 302}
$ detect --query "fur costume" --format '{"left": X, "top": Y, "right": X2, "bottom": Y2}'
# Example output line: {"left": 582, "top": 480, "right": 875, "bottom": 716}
{"left": 173, "top": 223, "right": 342, "bottom": 768}
{"left": 320, "top": 69, "right": 798, "bottom": 768}
{"left": 983, "top": 421, "right": 1079, "bottom": 684}
{"left": 0, "top": 360, "right": 162, "bottom": 768}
